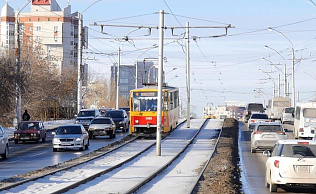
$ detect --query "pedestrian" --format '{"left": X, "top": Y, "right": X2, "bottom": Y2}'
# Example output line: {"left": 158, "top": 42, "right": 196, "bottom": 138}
{"left": 22, "top": 110, "right": 30, "bottom": 121}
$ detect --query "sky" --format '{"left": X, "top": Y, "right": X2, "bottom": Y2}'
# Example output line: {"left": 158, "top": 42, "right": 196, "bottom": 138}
{"left": 2, "top": 0, "right": 316, "bottom": 117}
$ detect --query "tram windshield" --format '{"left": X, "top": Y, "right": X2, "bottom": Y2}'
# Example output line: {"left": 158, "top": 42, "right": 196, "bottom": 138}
{"left": 134, "top": 97, "right": 158, "bottom": 111}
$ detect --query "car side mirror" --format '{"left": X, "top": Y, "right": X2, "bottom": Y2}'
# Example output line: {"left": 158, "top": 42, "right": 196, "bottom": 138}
{"left": 263, "top": 150, "right": 271, "bottom": 157}
{"left": 52, "top": 132, "right": 56, "bottom": 135}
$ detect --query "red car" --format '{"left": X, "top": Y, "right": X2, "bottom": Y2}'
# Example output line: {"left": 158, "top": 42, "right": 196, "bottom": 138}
{"left": 14, "top": 121, "right": 46, "bottom": 144}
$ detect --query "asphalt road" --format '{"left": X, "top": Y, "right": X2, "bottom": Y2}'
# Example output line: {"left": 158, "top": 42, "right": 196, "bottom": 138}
{"left": 239, "top": 121, "right": 311, "bottom": 194}
{"left": 0, "top": 129, "right": 129, "bottom": 181}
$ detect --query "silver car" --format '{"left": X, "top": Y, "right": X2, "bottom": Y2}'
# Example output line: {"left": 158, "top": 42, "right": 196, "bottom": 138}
{"left": 251, "top": 122, "right": 287, "bottom": 153}
{"left": 88, "top": 117, "right": 116, "bottom": 139}
{"left": 281, "top": 107, "right": 294, "bottom": 124}
{"left": 52, "top": 124, "right": 89, "bottom": 152}
{"left": 0, "top": 126, "right": 9, "bottom": 159}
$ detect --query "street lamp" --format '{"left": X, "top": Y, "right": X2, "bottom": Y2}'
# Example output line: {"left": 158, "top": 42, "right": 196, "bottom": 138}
{"left": 261, "top": 58, "right": 281, "bottom": 97}
{"left": 264, "top": 45, "right": 288, "bottom": 97}
{"left": 267, "top": 26, "right": 295, "bottom": 106}
{"left": 259, "top": 68, "right": 277, "bottom": 97}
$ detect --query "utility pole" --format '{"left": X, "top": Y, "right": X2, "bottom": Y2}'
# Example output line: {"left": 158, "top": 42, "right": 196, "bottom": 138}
{"left": 186, "top": 22, "right": 190, "bottom": 128}
{"left": 156, "top": 10, "right": 164, "bottom": 156}
{"left": 278, "top": 74, "right": 280, "bottom": 97}
{"left": 77, "top": 13, "right": 83, "bottom": 113}
{"left": 116, "top": 47, "right": 121, "bottom": 110}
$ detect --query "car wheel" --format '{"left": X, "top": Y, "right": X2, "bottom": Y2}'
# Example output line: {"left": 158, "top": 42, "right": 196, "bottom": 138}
{"left": 265, "top": 176, "right": 269, "bottom": 188}
{"left": 42, "top": 135, "right": 46, "bottom": 142}
{"left": 85, "top": 140, "right": 89, "bottom": 150}
{"left": 36, "top": 137, "right": 40, "bottom": 143}
{"left": 79, "top": 141, "right": 84, "bottom": 151}
{"left": 53, "top": 148, "right": 57, "bottom": 152}
{"left": 89, "top": 132, "right": 93, "bottom": 139}
{"left": 109, "top": 133, "right": 114, "bottom": 139}
{"left": 14, "top": 140, "right": 18, "bottom": 144}
{"left": 113, "top": 133, "right": 116, "bottom": 138}
{"left": 269, "top": 174, "right": 277, "bottom": 192}
{"left": 1, "top": 144, "right": 9, "bottom": 159}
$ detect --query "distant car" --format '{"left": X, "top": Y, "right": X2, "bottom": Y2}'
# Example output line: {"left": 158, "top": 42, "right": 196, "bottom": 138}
{"left": 244, "top": 103, "right": 265, "bottom": 123}
{"left": 88, "top": 117, "right": 116, "bottom": 139}
{"left": 14, "top": 121, "right": 46, "bottom": 144}
{"left": 280, "top": 107, "right": 294, "bottom": 124}
{"left": 248, "top": 113, "right": 270, "bottom": 131}
{"left": 0, "top": 125, "right": 9, "bottom": 159}
{"left": 250, "top": 122, "right": 287, "bottom": 153}
{"left": 120, "top": 107, "right": 130, "bottom": 116}
{"left": 52, "top": 124, "right": 89, "bottom": 152}
{"left": 99, "top": 107, "right": 113, "bottom": 117}
{"left": 264, "top": 140, "right": 316, "bottom": 192}
{"left": 104, "top": 109, "right": 129, "bottom": 132}
{"left": 75, "top": 109, "right": 101, "bottom": 130}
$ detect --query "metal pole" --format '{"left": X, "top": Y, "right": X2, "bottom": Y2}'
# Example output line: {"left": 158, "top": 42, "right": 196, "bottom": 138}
{"left": 77, "top": 13, "right": 82, "bottom": 112}
{"left": 278, "top": 74, "right": 280, "bottom": 97}
{"left": 186, "top": 22, "right": 190, "bottom": 128}
{"left": 284, "top": 64, "right": 287, "bottom": 97}
{"left": 291, "top": 48, "right": 295, "bottom": 107}
{"left": 135, "top": 62, "right": 138, "bottom": 89}
{"left": 156, "top": 10, "right": 164, "bottom": 156}
{"left": 273, "top": 83, "right": 275, "bottom": 97}
{"left": 116, "top": 47, "right": 121, "bottom": 109}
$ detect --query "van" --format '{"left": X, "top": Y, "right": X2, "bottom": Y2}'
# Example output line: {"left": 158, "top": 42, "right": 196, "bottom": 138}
{"left": 244, "top": 103, "right": 264, "bottom": 123}
{"left": 294, "top": 102, "right": 316, "bottom": 139}
{"left": 267, "top": 97, "right": 291, "bottom": 121}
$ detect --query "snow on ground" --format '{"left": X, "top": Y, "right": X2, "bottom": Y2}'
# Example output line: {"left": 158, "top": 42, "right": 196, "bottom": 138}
{"left": 66, "top": 119, "right": 207, "bottom": 194}
{"left": 138, "top": 119, "right": 223, "bottom": 193}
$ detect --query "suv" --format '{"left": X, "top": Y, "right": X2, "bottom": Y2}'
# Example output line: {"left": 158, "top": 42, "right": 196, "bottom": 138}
{"left": 75, "top": 109, "right": 100, "bottom": 130}
{"left": 244, "top": 103, "right": 265, "bottom": 123}
{"left": 0, "top": 125, "right": 9, "bottom": 159}
{"left": 280, "top": 107, "right": 294, "bottom": 124}
{"left": 104, "top": 109, "right": 129, "bottom": 132}
{"left": 14, "top": 121, "right": 46, "bottom": 144}
{"left": 88, "top": 117, "right": 116, "bottom": 139}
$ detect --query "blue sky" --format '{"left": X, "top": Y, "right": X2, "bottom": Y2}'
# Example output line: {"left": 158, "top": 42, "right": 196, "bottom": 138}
{"left": 2, "top": 0, "right": 316, "bottom": 117}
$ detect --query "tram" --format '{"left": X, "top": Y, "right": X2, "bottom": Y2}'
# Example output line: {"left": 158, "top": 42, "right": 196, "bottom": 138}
{"left": 129, "top": 85, "right": 179, "bottom": 135}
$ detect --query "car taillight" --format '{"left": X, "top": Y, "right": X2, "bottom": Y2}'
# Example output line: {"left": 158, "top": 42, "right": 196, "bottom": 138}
{"left": 299, "top": 128, "right": 304, "bottom": 132}
{"left": 254, "top": 131, "right": 262, "bottom": 134}
{"left": 265, "top": 120, "right": 270, "bottom": 122}
{"left": 298, "top": 142, "right": 309, "bottom": 145}
{"left": 277, "top": 131, "right": 286, "bottom": 135}
{"left": 250, "top": 120, "right": 255, "bottom": 123}
{"left": 274, "top": 160, "right": 280, "bottom": 168}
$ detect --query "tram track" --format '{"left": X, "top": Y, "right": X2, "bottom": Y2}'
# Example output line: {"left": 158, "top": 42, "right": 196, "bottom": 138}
{"left": 0, "top": 119, "right": 221, "bottom": 194}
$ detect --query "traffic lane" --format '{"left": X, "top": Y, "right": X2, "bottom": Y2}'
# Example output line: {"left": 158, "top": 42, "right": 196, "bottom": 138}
{"left": 0, "top": 130, "right": 129, "bottom": 181}
{"left": 240, "top": 122, "right": 298, "bottom": 194}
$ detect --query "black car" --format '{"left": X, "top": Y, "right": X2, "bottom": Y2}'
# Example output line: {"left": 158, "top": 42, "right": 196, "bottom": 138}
{"left": 104, "top": 109, "right": 129, "bottom": 132}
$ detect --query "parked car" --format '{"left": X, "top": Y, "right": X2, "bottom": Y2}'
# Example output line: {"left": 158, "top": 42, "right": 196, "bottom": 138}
{"left": 0, "top": 125, "right": 9, "bottom": 159}
{"left": 244, "top": 103, "right": 265, "bottom": 123}
{"left": 52, "top": 124, "right": 89, "bottom": 152}
{"left": 264, "top": 140, "right": 316, "bottom": 192}
{"left": 88, "top": 117, "right": 116, "bottom": 139}
{"left": 248, "top": 113, "right": 270, "bottom": 131}
{"left": 14, "top": 121, "right": 46, "bottom": 144}
{"left": 75, "top": 109, "right": 101, "bottom": 130}
{"left": 104, "top": 109, "right": 129, "bottom": 132}
{"left": 280, "top": 107, "right": 294, "bottom": 124}
{"left": 250, "top": 122, "right": 287, "bottom": 153}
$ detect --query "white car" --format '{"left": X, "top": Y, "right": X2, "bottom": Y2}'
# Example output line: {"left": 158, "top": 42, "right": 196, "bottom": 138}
{"left": 88, "top": 117, "right": 116, "bottom": 139}
{"left": 251, "top": 122, "right": 287, "bottom": 153}
{"left": 280, "top": 107, "right": 294, "bottom": 124}
{"left": 52, "top": 124, "right": 89, "bottom": 152}
{"left": 264, "top": 140, "right": 316, "bottom": 192}
{"left": 0, "top": 125, "right": 9, "bottom": 159}
{"left": 248, "top": 113, "right": 270, "bottom": 131}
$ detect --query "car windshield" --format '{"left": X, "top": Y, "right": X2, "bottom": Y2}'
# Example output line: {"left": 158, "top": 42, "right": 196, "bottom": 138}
{"left": 273, "top": 101, "right": 290, "bottom": 107}
{"left": 105, "top": 111, "right": 124, "bottom": 118}
{"left": 248, "top": 104, "right": 264, "bottom": 111}
{"left": 78, "top": 111, "right": 95, "bottom": 117}
{"left": 56, "top": 126, "right": 82, "bottom": 134}
{"left": 285, "top": 108, "right": 294, "bottom": 113}
{"left": 91, "top": 119, "right": 111, "bottom": 124}
{"left": 257, "top": 125, "right": 282, "bottom": 132}
{"left": 281, "top": 144, "right": 316, "bottom": 158}
{"left": 303, "top": 108, "right": 316, "bottom": 118}
{"left": 18, "top": 122, "right": 40, "bottom": 130}
{"left": 251, "top": 114, "right": 268, "bottom": 119}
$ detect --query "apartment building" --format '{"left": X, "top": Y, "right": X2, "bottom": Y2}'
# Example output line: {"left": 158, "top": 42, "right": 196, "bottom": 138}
{"left": 0, "top": 0, "right": 86, "bottom": 75}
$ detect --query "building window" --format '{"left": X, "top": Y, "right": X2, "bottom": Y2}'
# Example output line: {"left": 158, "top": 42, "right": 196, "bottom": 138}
{"left": 38, "top": 18, "right": 40, "bottom": 21}
{"left": 58, "top": 18, "right": 60, "bottom": 21}
{"left": 120, "top": 78, "right": 128, "bottom": 84}
{"left": 37, "top": 26, "right": 41, "bottom": 31}
{"left": 54, "top": 36, "right": 58, "bottom": 42}
{"left": 70, "top": 50, "right": 73, "bottom": 56}
{"left": 29, "top": 27, "right": 32, "bottom": 31}
{"left": 28, "top": 37, "right": 32, "bottom": 41}
{"left": 48, "top": 18, "right": 50, "bottom": 21}
{"left": 29, "top": 18, "right": 31, "bottom": 22}
{"left": 54, "top": 26, "right": 58, "bottom": 33}
{"left": 70, "top": 41, "right": 73, "bottom": 45}
{"left": 120, "top": 86, "right": 129, "bottom": 92}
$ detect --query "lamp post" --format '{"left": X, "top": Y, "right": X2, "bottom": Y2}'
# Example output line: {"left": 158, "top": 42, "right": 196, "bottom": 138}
{"left": 264, "top": 45, "right": 288, "bottom": 97}
{"left": 261, "top": 58, "right": 281, "bottom": 96}
{"left": 268, "top": 26, "right": 295, "bottom": 107}
{"left": 259, "top": 68, "right": 277, "bottom": 97}
{"left": 77, "top": 0, "right": 102, "bottom": 113}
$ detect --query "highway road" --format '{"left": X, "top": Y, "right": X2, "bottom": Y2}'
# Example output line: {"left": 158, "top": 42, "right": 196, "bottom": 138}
{"left": 0, "top": 129, "right": 129, "bottom": 181}
{"left": 239, "top": 121, "right": 311, "bottom": 194}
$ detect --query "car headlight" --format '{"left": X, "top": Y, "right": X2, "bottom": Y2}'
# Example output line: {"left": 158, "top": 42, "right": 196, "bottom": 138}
{"left": 119, "top": 121, "right": 124, "bottom": 124}
{"left": 53, "top": 138, "right": 61, "bottom": 143}
{"left": 75, "top": 138, "right": 82, "bottom": 142}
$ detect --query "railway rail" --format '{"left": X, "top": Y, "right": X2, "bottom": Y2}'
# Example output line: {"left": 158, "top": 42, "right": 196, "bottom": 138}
{"left": 0, "top": 119, "right": 223, "bottom": 194}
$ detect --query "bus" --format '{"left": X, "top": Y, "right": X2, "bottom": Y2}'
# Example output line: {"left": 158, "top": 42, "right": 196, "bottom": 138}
{"left": 267, "top": 97, "right": 291, "bottom": 121}
{"left": 294, "top": 102, "right": 316, "bottom": 139}
{"left": 129, "top": 85, "right": 179, "bottom": 135}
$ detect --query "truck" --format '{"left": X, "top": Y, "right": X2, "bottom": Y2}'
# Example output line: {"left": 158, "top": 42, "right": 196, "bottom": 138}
{"left": 267, "top": 97, "right": 291, "bottom": 121}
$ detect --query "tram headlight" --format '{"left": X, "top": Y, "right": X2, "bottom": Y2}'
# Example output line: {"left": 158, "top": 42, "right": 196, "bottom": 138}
{"left": 135, "top": 120, "right": 139, "bottom": 124}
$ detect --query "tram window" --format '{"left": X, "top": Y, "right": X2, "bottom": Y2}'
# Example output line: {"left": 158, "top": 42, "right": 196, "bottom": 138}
{"left": 134, "top": 98, "right": 157, "bottom": 111}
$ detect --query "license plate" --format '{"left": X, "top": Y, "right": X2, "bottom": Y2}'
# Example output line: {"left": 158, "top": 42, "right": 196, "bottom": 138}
{"left": 297, "top": 165, "right": 310, "bottom": 173}
{"left": 263, "top": 135, "right": 275, "bottom": 138}
{"left": 21, "top": 137, "right": 30, "bottom": 140}
{"left": 62, "top": 143, "right": 71, "bottom": 146}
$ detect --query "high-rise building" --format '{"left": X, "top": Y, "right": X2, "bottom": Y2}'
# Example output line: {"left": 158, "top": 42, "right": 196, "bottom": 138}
{"left": 0, "top": 0, "right": 87, "bottom": 75}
